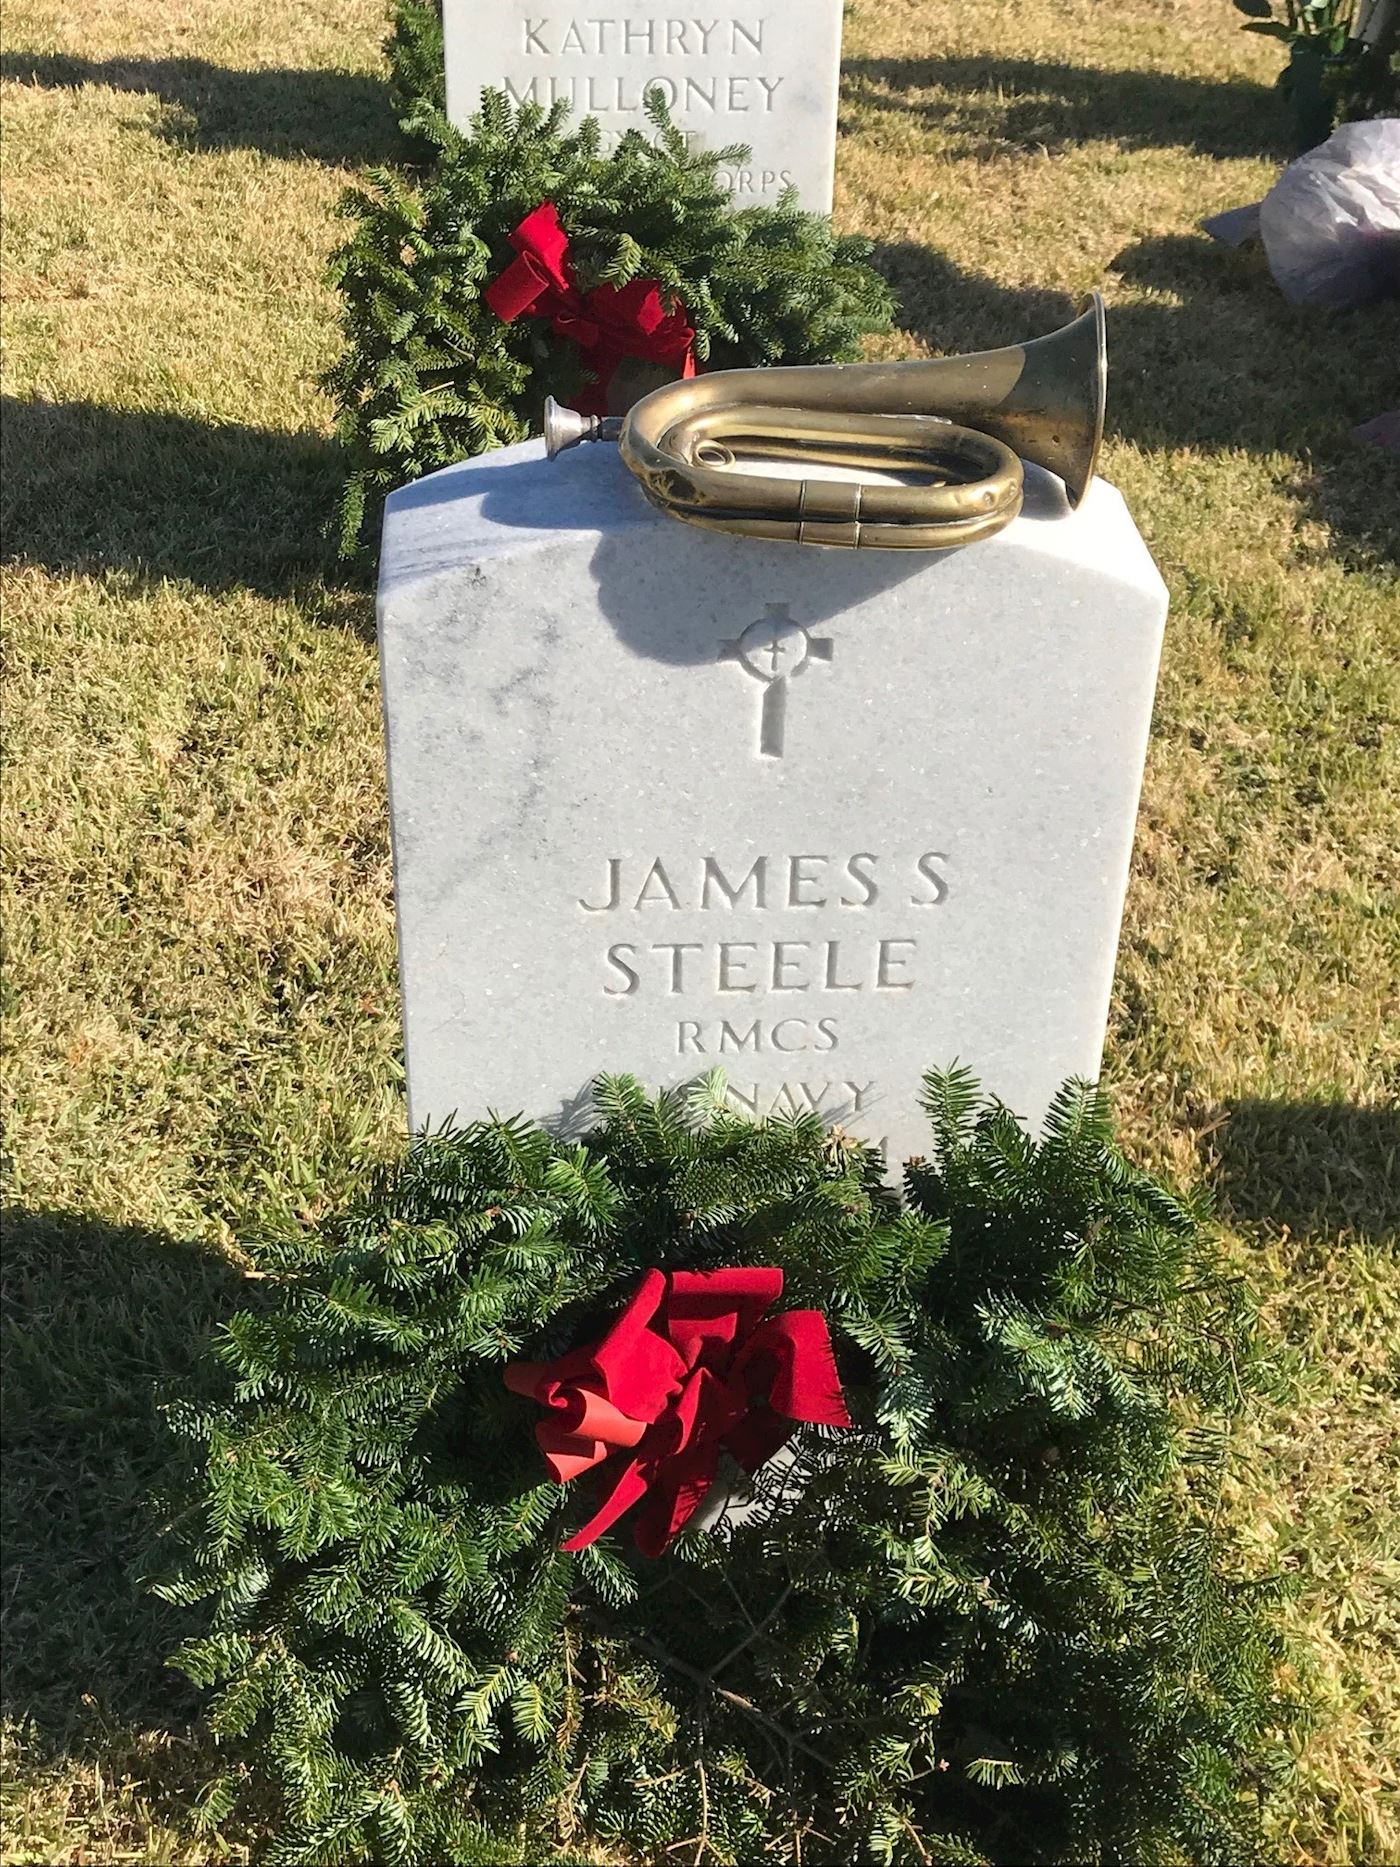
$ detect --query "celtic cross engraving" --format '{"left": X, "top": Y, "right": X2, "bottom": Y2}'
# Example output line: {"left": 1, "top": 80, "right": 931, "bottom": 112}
{"left": 721, "top": 603, "right": 833, "bottom": 758}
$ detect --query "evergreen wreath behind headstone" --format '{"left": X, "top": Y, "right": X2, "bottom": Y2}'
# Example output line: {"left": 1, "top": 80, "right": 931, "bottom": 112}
{"left": 384, "top": 0, "right": 448, "bottom": 138}
{"left": 160, "top": 1071, "right": 1291, "bottom": 1866}
{"left": 323, "top": 0, "right": 894, "bottom": 556}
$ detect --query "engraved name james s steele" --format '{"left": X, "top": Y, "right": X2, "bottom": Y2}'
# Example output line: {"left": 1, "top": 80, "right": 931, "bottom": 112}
{"left": 574, "top": 850, "right": 951, "bottom": 1124}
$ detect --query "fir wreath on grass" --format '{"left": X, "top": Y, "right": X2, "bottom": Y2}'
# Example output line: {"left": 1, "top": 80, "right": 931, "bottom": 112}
{"left": 324, "top": 77, "right": 894, "bottom": 556}
{"left": 159, "top": 1070, "right": 1292, "bottom": 1866}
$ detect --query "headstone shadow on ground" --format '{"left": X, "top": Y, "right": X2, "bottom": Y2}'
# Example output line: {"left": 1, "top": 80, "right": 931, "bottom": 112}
{"left": 0, "top": 51, "right": 397, "bottom": 166}
{"left": 1210, "top": 1100, "right": 1400, "bottom": 1245}
{"left": 0, "top": 1207, "right": 246, "bottom": 1745}
{"left": 0, "top": 396, "right": 371, "bottom": 608}
{"left": 841, "top": 54, "right": 1288, "bottom": 163}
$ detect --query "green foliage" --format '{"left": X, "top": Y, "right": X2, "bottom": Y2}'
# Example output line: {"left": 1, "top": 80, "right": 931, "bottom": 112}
{"left": 1233, "top": 0, "right": 1399, "bottom": 142}
{"left": 1235, "top": 0, "right": 1358, "bottom": 52}
{"left": 384, "top": 0, "right": 445, "bottom": 138}
{"left": 161, "top": 1072, "right": 1293, "bottom": 1865}
{"left": 1331, "top": 30, "right": 1400, "bottom": 123}
{"left": 322, "top": 0, "right": 894, "bottom": 556}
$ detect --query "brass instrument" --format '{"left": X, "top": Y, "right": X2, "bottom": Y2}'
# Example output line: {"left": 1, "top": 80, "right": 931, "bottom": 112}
{"left": 544, "top": 293, "right": 1106, "bottom": 550}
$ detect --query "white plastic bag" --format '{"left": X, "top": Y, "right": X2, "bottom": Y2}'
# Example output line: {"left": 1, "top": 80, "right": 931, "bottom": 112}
{"left": 1258, "top": 118, "right": 1400, "bottom": 308}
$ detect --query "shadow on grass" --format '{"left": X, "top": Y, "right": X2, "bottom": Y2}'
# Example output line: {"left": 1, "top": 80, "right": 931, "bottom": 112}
{"left": 0, "top": 1207, "right": 245, "bottom": 1746}
{"left": 842, "top": 54, "right": 1290, "bottom": 161}
{"left": 871, "top": 239, "right": 1400, "bottom": 569}
{"left": 1212, "top": 1101, "right": 1400, "bottom": 1245}
{"left": 0, "top": 395, "right": 375, "bottom": 605}
{"left": 0, "top": 50, "right": 397, "bottom": 166}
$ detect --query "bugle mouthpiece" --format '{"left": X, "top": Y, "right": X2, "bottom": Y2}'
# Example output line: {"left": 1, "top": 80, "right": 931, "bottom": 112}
{"left": 544, "top": 398, "right": 623, "bottom": 459}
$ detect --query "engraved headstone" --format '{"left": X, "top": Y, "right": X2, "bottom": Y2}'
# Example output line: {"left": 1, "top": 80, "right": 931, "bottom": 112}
{"left": 378, "top": 443, "right": 1168, "bottom": 1164}
{"left": 443, "top": 0, "right": 845, "bottom": 209}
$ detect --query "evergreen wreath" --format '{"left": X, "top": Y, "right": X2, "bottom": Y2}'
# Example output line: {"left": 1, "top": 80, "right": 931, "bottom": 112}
{"left": 159, "top": 1071, "right": 1291, "bottom": 1866}
{"left": 324, "top": 79, "right": 894, "bottom": 557}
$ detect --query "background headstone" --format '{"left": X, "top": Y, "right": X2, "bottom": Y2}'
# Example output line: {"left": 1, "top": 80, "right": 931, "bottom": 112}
{"left": 443, "top": 0, "right": 845, "bottom": 210}
{"left": 378, "top": 442, "right": 1168, "bottom": 1164}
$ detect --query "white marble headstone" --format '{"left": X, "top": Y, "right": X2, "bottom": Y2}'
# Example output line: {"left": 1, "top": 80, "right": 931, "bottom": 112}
{"left": 443, "top": 0, "right": 844, "bottom": 209}
{"left": 378, "top": 442, "right": 1167, "bottom": 1165}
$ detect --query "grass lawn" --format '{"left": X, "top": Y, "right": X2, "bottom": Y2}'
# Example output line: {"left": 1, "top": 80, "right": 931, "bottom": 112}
{"left": 1, "top": 0, "right": 1397, "bottom": 1860}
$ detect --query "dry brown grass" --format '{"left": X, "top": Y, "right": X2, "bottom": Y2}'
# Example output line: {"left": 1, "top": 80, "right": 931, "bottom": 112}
{"left": 3, "top": 0, "right": 1398, "bottom": 1860}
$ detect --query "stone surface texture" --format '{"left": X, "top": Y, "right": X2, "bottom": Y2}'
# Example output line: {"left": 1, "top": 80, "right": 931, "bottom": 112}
{"left": 443, "top": 1, "right": 843, "bottom": 209}
{"left": 378, "top": 439, "right": 1168, "bottom": 1164}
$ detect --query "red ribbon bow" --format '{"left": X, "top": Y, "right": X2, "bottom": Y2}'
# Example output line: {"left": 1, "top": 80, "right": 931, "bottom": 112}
{"left": 505, "top": 1267, "right": 852, "bottom": 1556}
{"left": 484, "top": 201, "right": 696, "bottom": 416}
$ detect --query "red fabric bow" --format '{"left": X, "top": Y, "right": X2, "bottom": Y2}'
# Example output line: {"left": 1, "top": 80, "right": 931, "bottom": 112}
{"left": 483, "top": 201, "right": 696, "bottom": 416}
{"left": 504, "top": 1267, "right": 852, "bottom": 1556}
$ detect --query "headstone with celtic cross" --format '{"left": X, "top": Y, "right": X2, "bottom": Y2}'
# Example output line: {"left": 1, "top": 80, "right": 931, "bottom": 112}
{"left": 442, "top": 1, "right": 845, "bottom": 210}
{"left": 378, "top": 439, "right": 1168, "bottom": 1164}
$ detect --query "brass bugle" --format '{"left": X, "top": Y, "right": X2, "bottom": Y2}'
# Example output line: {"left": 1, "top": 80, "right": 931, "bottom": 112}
{"left": 544, "top": 292, "right": 1106, "bottom": 550}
